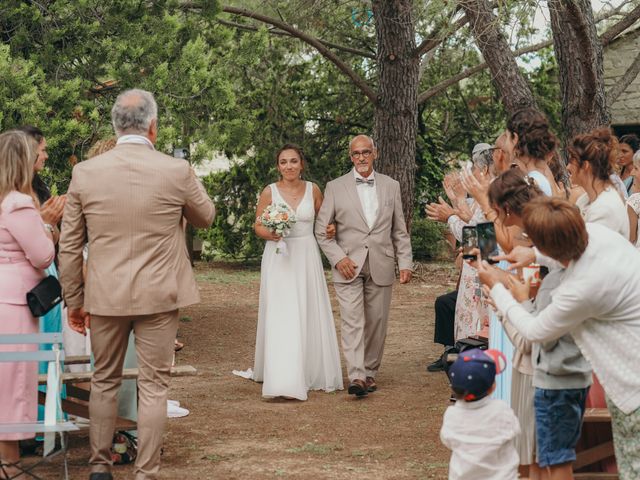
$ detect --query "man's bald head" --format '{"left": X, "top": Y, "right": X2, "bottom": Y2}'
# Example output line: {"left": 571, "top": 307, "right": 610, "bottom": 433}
{"left": 349, "top": 134, "right": 376, "bottom": 151}
{"left": 111, "top": 89, "right": 158, "bottom": 138}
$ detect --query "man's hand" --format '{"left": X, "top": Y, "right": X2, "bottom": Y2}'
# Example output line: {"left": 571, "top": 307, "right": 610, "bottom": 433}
{"left": 492, "top": 245, "right": 536, "bottom": 270}
{"left": 399, "top": 269, "right": 412, "bottom": 284}
{"left": 336, "top": 257, "right": 358, "bottom": 280}
{"left": 40, "top": 195, "right": 66, "bottom": 225}
{"left": 68, "top": 307, "right": 91, "bottom": 335}
{"left": 326, "top": 223, "right": 336, "bottom": 240}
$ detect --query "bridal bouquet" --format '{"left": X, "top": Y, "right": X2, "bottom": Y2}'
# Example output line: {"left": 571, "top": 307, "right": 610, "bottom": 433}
{"left": 260, "top": 203, "right": 296, "bottom": 255}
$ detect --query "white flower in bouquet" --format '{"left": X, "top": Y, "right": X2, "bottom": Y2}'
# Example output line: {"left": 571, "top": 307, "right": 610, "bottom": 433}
{"left": 260, "top": 203, "right": 296, "bottom": 254}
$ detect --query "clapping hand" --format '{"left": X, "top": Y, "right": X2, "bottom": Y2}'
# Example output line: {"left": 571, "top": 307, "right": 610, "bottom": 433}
{"left": 426, "top": 197, "right": 456, "bottom": 223}
{"left": 443, "top": 172, "right": 466, "bottom": 204}
{"left": 460, "top": 168, "right": 491, "bottom": 207}
{"left": 40, "top": 195, "right": 66, "bottom": 225}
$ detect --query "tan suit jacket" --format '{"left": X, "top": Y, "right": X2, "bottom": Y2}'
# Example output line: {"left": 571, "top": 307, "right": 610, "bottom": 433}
{"left": 315, "top": 170, "right": 412, "bottom": 286}
{"left": 59, "top": 143, "right": 215, "bottom": 316}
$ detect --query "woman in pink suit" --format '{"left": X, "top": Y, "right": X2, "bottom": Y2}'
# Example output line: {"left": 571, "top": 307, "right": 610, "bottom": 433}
{"left": 0, "top": 130, "right": 55, "bottom": 477}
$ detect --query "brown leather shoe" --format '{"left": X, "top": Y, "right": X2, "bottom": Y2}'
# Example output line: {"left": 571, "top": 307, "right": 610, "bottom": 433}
{"left": 347, "top": 379, "right": 368, "bottom": 397}
{"left": 365, "top": 376, "right": 377, "bottom": 392}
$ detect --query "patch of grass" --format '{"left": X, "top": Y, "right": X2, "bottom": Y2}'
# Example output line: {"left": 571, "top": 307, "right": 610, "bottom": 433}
{"left": 179, "top": 316, "right": 192, "bottom": 323}
{"left": 196, "top": 269, "right": 260, "bottom": 284}
{"left": 286, "top": 442, "right": 344, "bottom": 456}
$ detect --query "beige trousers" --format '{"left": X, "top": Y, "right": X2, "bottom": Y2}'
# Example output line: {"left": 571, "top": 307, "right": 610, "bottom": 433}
{"left": 89, "top": 310, "right": 179, "bottom": 480}
{"left": 333, "top": 257, "right": 393, "bottom": 382}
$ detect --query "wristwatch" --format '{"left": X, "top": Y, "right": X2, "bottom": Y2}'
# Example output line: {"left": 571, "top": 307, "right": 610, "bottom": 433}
{"left": 43, "top": 223, "right": 55, "bottom": 233}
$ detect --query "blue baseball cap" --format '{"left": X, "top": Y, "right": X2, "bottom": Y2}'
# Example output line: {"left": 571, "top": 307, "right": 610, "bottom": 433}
{"left": 448, "top": 349, "right": 506, "bottom": 401}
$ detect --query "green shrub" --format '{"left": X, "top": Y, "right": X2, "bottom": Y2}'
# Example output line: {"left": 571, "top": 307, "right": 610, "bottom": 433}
{"left": 411, "top": 218, "right": 448, "bottom": 261}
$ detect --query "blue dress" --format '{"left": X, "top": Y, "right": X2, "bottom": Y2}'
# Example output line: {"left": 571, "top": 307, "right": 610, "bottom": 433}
{"left": 490, "top": 260, "right": 514, "bottom": 406}
{"left": 38, "top": 263, "right": 66, "bottom": 422}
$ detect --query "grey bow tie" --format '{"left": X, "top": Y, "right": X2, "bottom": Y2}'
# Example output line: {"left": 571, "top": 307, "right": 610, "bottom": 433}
{"left": 356, "top": 177, "right": 374, "bottom": 186}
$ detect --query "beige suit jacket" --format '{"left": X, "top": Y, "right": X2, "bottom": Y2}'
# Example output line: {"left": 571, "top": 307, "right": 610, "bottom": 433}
{"left": 59, "top": 143, "right": 215, "bottom": 316}
{"left": 315, "top": 170, "right": 412, "bottom": 286}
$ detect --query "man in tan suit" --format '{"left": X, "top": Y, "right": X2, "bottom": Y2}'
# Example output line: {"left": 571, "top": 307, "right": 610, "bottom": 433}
{"left": 59, "top": 89, "right": 215, "bottom": 480}
{"left": 315, "top": 135, "right": 412, "bottom": 397}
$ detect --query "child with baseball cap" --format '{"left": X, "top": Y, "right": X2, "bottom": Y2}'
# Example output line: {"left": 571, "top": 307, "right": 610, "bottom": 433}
{"left": 440, "top": 349, "right": 520, "bottom": 480}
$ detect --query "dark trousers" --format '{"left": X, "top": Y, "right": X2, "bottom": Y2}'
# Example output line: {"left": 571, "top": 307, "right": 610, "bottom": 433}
{"left": 434, "top": 290, "right": 457, "bottom": 347}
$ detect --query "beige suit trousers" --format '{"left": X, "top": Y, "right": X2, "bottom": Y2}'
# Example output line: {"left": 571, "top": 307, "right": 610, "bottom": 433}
{"left": 89, "top": 310, "right": 179, "bottom": 480}
{"left": 333, "top": 256, "right": 393, "bottom": 382}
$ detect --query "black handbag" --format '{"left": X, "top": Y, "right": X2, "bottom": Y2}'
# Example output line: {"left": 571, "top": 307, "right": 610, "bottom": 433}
{"left": 442, "top": 336, "right": 489, "bottom": 372}
{"left": 26, "top": 275, "right": 63, "bottom": 317}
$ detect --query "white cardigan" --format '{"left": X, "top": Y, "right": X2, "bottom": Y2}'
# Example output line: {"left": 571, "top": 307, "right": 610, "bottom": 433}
{"left": 491, "top": 223, "right": 640, "bottom": 414}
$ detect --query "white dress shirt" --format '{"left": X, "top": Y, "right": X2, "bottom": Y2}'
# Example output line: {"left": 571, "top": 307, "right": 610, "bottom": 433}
{"left": 491, "top": 223, "right": 640, "bottom": 414}
{"left": 116, "top": 134, "right": 155, "bottom": 150}
{"left": 440, "top": 396, "right": 520, "bottom": 480}
{"left": 354, "top": 170, "right": 378, "bottom": 229}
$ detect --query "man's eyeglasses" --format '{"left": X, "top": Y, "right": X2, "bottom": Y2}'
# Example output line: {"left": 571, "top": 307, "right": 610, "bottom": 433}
{"left": 350, "top": 149, "right": 373, "bottom": 159}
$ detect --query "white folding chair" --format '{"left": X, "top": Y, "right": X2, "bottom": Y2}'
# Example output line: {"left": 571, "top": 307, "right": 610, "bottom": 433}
{"left": 0, "top": 332, "right": 79, "bottom": 480}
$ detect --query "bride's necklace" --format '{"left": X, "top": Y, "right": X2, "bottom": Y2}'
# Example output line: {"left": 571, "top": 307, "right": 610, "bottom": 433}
{"left": 279, "top": 180, "right": 304, "bottom": 200}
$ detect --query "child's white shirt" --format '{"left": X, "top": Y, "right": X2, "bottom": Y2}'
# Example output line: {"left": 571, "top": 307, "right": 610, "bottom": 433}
{"left": 440, "top": 396, "right": 520, "bottom": 480}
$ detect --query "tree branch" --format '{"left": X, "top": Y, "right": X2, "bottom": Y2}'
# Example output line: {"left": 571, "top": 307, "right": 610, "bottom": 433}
{"left": 607, "top": 51, "right": 640, "bottom": 104}
{"left": 600, "top": 3, "right": 640, "bottom": 46}
{"left": 417, "top": 3, "right": 640, "bottom": 105}
{"left": 413, "top": 13, "right": 469, "bottom": 58}
{"left": 215, "top": 18, "right": 376, "bottom": 59}
{"left": 219, "top": 6, "right": 378, "bottom": 104}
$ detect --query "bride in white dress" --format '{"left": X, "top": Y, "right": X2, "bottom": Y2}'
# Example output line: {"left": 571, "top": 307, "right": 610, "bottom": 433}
{"left": 251, "top": 144, "right": 343, "bottom": 400}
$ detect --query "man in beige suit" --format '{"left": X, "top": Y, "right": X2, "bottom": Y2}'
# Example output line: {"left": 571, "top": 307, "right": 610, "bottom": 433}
{"left": 315, "top": 135, "right": 412, "bottom": 397}
{"left": 59, "top": 89, "right": 215, "bottom": 480}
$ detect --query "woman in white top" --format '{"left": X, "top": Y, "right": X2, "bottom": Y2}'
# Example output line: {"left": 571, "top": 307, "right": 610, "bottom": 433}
{"left": 502, "top": 108, "right": 561, "bottom": 197}
{"left": 250, "top": 144, "right": 343, "bottom": 400}
{"left": 626, "top": 151, "right": 640, "bottom": 249}
{"left": 617, "top": 134, "right": 640, "bottom": 195}
{"left": 479, "top": 197, "right": 640, "bottom": 479}
{"left": 567, "top": 127, "right": 629, "bottom": 239}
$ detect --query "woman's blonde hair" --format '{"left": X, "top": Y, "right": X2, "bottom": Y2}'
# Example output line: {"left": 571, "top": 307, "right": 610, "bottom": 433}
{"left": 87, "top": 137, "right": 117, "bottom": 159}
{"left": 0, "top": 130, "right": 38, "bottom": 207}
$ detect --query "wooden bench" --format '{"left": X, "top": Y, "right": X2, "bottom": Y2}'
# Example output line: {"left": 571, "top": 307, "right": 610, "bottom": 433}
{"left": 574, "top": 408, "right": 617, "bottom": 478}
{"left": 574, "top": 474, "right": 619, "bottom": 480}
{"left": 37, "top": 364, "right": 198, "bottom": 385}
{"left": 37, "top": 355, "right": 197, "bottom": 432}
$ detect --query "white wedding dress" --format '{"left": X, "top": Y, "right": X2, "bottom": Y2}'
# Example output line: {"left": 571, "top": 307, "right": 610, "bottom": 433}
{"left": 250, "top": 182, "right": 343, "bottom": 400}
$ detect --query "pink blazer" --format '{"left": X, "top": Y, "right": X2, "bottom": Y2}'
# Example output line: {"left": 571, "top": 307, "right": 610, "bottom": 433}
{"left": 0, "top": 191, "right": 55, "bottom": 305}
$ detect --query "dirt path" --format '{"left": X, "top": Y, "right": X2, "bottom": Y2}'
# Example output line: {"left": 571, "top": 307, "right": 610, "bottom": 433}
{"left": 48, "top": 262, "right": 458, "bottom": 479}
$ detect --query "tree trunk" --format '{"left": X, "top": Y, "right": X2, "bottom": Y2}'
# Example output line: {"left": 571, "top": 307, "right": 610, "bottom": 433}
{"left": 548, "top": 0, "right": 610, "bottom": 140}
{"left": 459, "top": 0, "right": 537, "bottom": 116}
{"left": 372, "top": 0, "right": 420, "bottom": 231}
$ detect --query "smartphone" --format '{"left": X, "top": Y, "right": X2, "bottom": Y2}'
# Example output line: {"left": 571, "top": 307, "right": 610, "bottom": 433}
{"left": 462, "top": 226, "right": 477, "bottom": 260}
{"left": 476, "top": 221, "right": 500, "bottom": 264}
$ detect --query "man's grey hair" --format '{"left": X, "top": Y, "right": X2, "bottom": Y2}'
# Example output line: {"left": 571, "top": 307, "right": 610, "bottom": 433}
{"left": 471, "top": 143, "right": 494, "bottom": 171}
{"left": 111, "top": 89, "right": 158, "bottom": 136}
{"left": 349, "top": 134, "right": 376, "bottom": 151}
